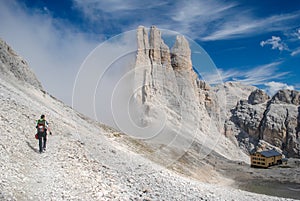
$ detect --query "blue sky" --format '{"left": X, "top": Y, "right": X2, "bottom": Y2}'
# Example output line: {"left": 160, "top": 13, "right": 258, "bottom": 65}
{"left": 0, "top": 0, "right": 300, "bottom": 104}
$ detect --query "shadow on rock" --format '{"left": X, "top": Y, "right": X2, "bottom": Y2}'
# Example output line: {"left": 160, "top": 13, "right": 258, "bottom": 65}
{"left": 26, "top": 141, "right": 39, "bottom": 153}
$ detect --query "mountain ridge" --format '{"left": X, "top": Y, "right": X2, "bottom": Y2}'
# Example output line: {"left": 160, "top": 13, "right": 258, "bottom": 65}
{"left": 133, "top": 26, "right": 300, "bottom": 159}
{"left": 0, "top": 31, "right": 299, "bottom": 200}
{"left": 0, "top": 38, "right": 42, "bottom": 90}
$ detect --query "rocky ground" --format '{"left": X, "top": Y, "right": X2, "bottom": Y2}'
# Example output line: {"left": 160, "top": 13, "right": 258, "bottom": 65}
{"left": 1, "top": 69, "right": 299, "bottom": 201}
{"left": 1, "top": 35, "right": 300, "bottom": 200}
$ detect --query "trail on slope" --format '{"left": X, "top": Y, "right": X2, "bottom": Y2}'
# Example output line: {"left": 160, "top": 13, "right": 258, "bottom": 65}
{"left": 0, "top": 78, "right": 293, "bottom": 201}
{"left": 23, "top": 134, "right": 64, "bottom": 199}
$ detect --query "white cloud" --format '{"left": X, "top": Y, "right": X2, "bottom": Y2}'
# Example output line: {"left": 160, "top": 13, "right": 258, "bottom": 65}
{"left": 286, "top": 28, "right": 300, "bottom": 56}
{"left": 285, "top": 28, "right": 300, "bottom": 42}
{"left": 73, "top": 0, "right": 168, "bottom": 24}
{"left": 72, "top": 0, "right": 300, "bottom": 41}
{"left": 291, "top": 47, "right": 300, "bottom": 56}
{"left": 171, "top": 0, "right": 236, "bottom": 23}
{"left": 264, "top": 81, "right": 294, "bottom": 96}
{"left": 166, "top": 0, "right": 238, "bottom": 38}
{"left": 72, "top": 30, "right": 138, "bottom": 121}
{"left": 260, "top": 36, "right": 289, "bottom": 51}
{"left": 74, "top": 0, "right": 168, "bottom": 13}
{"left": 201, "top": 12, "right": 300, "bottom": 41}
{"left": 1, "top": 0, "right": 298, "bottom": 106}
{"left": 204, "top": 61, "right": 289, "bottom": 86}
{"left": 170, "top": 0, "right": 300, "bottom": 41}
{"left": 295, "top": 28, "right": 300, "bottom": 39}
{"left": 0, "top": 0, "right": 98, "bottom": 105}
{"left": 241, "top": 62, "right": 289, "bottom": 85}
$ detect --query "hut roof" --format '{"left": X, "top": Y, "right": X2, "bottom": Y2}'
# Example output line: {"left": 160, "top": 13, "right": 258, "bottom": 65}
{"left": 260, "top": 150, "right": 281, "bottom": 157}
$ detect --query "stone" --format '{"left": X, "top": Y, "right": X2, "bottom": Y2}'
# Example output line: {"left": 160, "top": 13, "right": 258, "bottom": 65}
{"left": 271, "top": 89, "right": 300, "bottom": 105}
{"left": 248, "top": 89, "right": 270, "bottom": 105}
{"left": 171, "top": 35, "right": 192, "bottom": 71}
{"left": 0, "top": 38, "right": 43, "bottom": 90}
{"left": 133, "top": 26, "right": 249, "bottom": 163}
{"left": 1, "top": 27, "right": 300, "bottom": 201}
{"left": 229, "top": 89, "right": 300, "bottom": 157}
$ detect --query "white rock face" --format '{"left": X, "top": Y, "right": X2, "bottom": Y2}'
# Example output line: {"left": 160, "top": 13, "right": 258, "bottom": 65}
{"left": 229, "top": 89, "right": 300, "bottom": 158}
{"left": 133, "top": 26, "right": 248, "bottom": 164}
{"left": 0, "top": 38, "right": 42, "bottom": 89}
{"left": 212, "top": 82, "right": 257, "bottom": 113}
{"left": 0, "top": 37, "right": 292, "bottom": 201}
{"left": 248, "top": 89, "right": 270, "bottom": 105}
{"left": 171, "top": 35, "right": 193, "bottom": 71}
{"left": 133, "top": 26, "right": 300, "bottom": 161}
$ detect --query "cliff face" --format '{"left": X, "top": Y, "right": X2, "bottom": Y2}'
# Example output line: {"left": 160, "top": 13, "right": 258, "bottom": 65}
{"left": 228, "top": 89, "right": 300, "bottom": 157}
{"left": 0, "top": 38, "right": 42, "bottom": 89}
{"left": 1, "top": 37, "right": 252, "bottom": 201}
{"left": 134, "top": 26, "right": 202, "bottom": 126}
{"left": 133, "top": 26, "right": 248, "bottom": 163}
{"left": 133, "top": 26, "right": 300, "bottom": 159}
{"left": 1, "top": 32, "right": 299, "bottom": 200}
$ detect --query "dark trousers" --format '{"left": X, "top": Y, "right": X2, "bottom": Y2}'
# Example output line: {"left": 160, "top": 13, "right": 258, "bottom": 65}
{"left": 38, "top": 132, "right": 47, "bottom": 152}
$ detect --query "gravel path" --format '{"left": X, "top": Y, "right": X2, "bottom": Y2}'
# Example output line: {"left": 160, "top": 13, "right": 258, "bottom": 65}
{"left": 0, "top": 77, "right": 297, "bottom": 200}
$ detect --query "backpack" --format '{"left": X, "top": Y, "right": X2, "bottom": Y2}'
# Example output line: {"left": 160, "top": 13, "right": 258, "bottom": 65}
{"left": 37, "top": 119, "right": 46, "bottom": 133}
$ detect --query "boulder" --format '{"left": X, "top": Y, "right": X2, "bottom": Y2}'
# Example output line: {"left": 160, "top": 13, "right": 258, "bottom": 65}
{"left": 248, "top": 89, "right": 270, "bottom": 105}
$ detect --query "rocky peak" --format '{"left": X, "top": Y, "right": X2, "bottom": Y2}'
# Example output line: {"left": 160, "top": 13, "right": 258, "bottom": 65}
{"left": 133, "top": 26, "right": 249, "bottom": 162}
{"left": 0, "top": 38, "right": 42, "bottom": 89}
{"left": 271, "top": 89, "right": 300, "bottom": 105}
{"left": 248, "top": 89, "right": 270, "bottom": 105}
{"left": 212, "top": 82, "right": 257, "bottom": 112}
{"left": 136, "top": 26, "right": 171, "bottom": 68}
{"left": 196, "top": 80, "right": 210, "bottom": 91}
{"left": 229, "top": 86, "right": 300, "bottom": 157}
{"left": 134, "top": 26, "right": 300, "bottom": 159}
{"left": 136, "top": 26, "right": 150, "bottom": 66}
{"left": 171, "top": 35, "right": 192, "bottom": 71}
{"left": 136, "top": 26, "right": 193, "bottom": 73}
{"left": 149, "top": 26, "right": 162, "bottom": 64}
{"left": 137, "top": 26, "right": 149, "bottom": 50}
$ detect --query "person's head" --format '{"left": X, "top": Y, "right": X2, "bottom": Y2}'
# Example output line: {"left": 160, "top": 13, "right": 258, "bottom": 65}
{"left": 41, "top": 114, "right": 45, "bottom": 119}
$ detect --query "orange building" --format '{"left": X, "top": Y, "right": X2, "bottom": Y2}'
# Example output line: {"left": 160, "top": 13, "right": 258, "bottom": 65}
{"left": 250, "top": 150, "right": 282, "bottom": 168}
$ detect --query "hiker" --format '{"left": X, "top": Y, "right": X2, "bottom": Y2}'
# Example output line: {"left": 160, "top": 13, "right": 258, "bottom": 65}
{"left": 36, "top": 114, "right": 52, "bottom": 153}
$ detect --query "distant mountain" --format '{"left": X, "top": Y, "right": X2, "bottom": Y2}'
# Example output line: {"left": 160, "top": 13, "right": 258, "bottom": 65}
{"left": 228, "top": 88, "right": 300, "bottom": 157}
{"left": 133, "top": 26, "right": 300, "bottom": 159}
{"left": 0, "top": 36, "right": 286, "bottom": 200}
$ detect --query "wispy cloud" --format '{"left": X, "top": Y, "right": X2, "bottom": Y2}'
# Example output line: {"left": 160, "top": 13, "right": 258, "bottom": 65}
{"left": 260, "top": 36, "right": 289, "bottom": 51}
{"left": 168, "top": 0, "right": 237, "bottom": 35}
{"left": 72, "top": 0, "right": 171, "bottom": 31}
{"left": 171, "top": 0, "right": 236, "bottom": 22}
{"left": 291, "top": 47, "right": 300, "bottom": 56}
{"left": 292, "top": 28, "right": 300, "bottom": 40}
{"left": 73, "top": 0, "right": 168, "bottom": 13}
{"left": 239, "top": 62, "right": 289, "bottom": 85}
{"left": 1, "top": 0, "right": 299, "bottom": 105}
{"left": 204, "top": 61, "right": 289, "bottom": 86}
{"left": 72, "top": 0, "right": 300, "bottom": 41}
{"left": 202, "top": 12, "right": 300, "bottom": 41}
{"left": 289, "top": 28, "right": 300, "bottom": 56}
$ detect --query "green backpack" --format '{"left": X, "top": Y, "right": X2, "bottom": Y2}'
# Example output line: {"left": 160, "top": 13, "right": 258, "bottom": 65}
{"left": 36, "top": 119, "right": 46, "bottom": 133}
